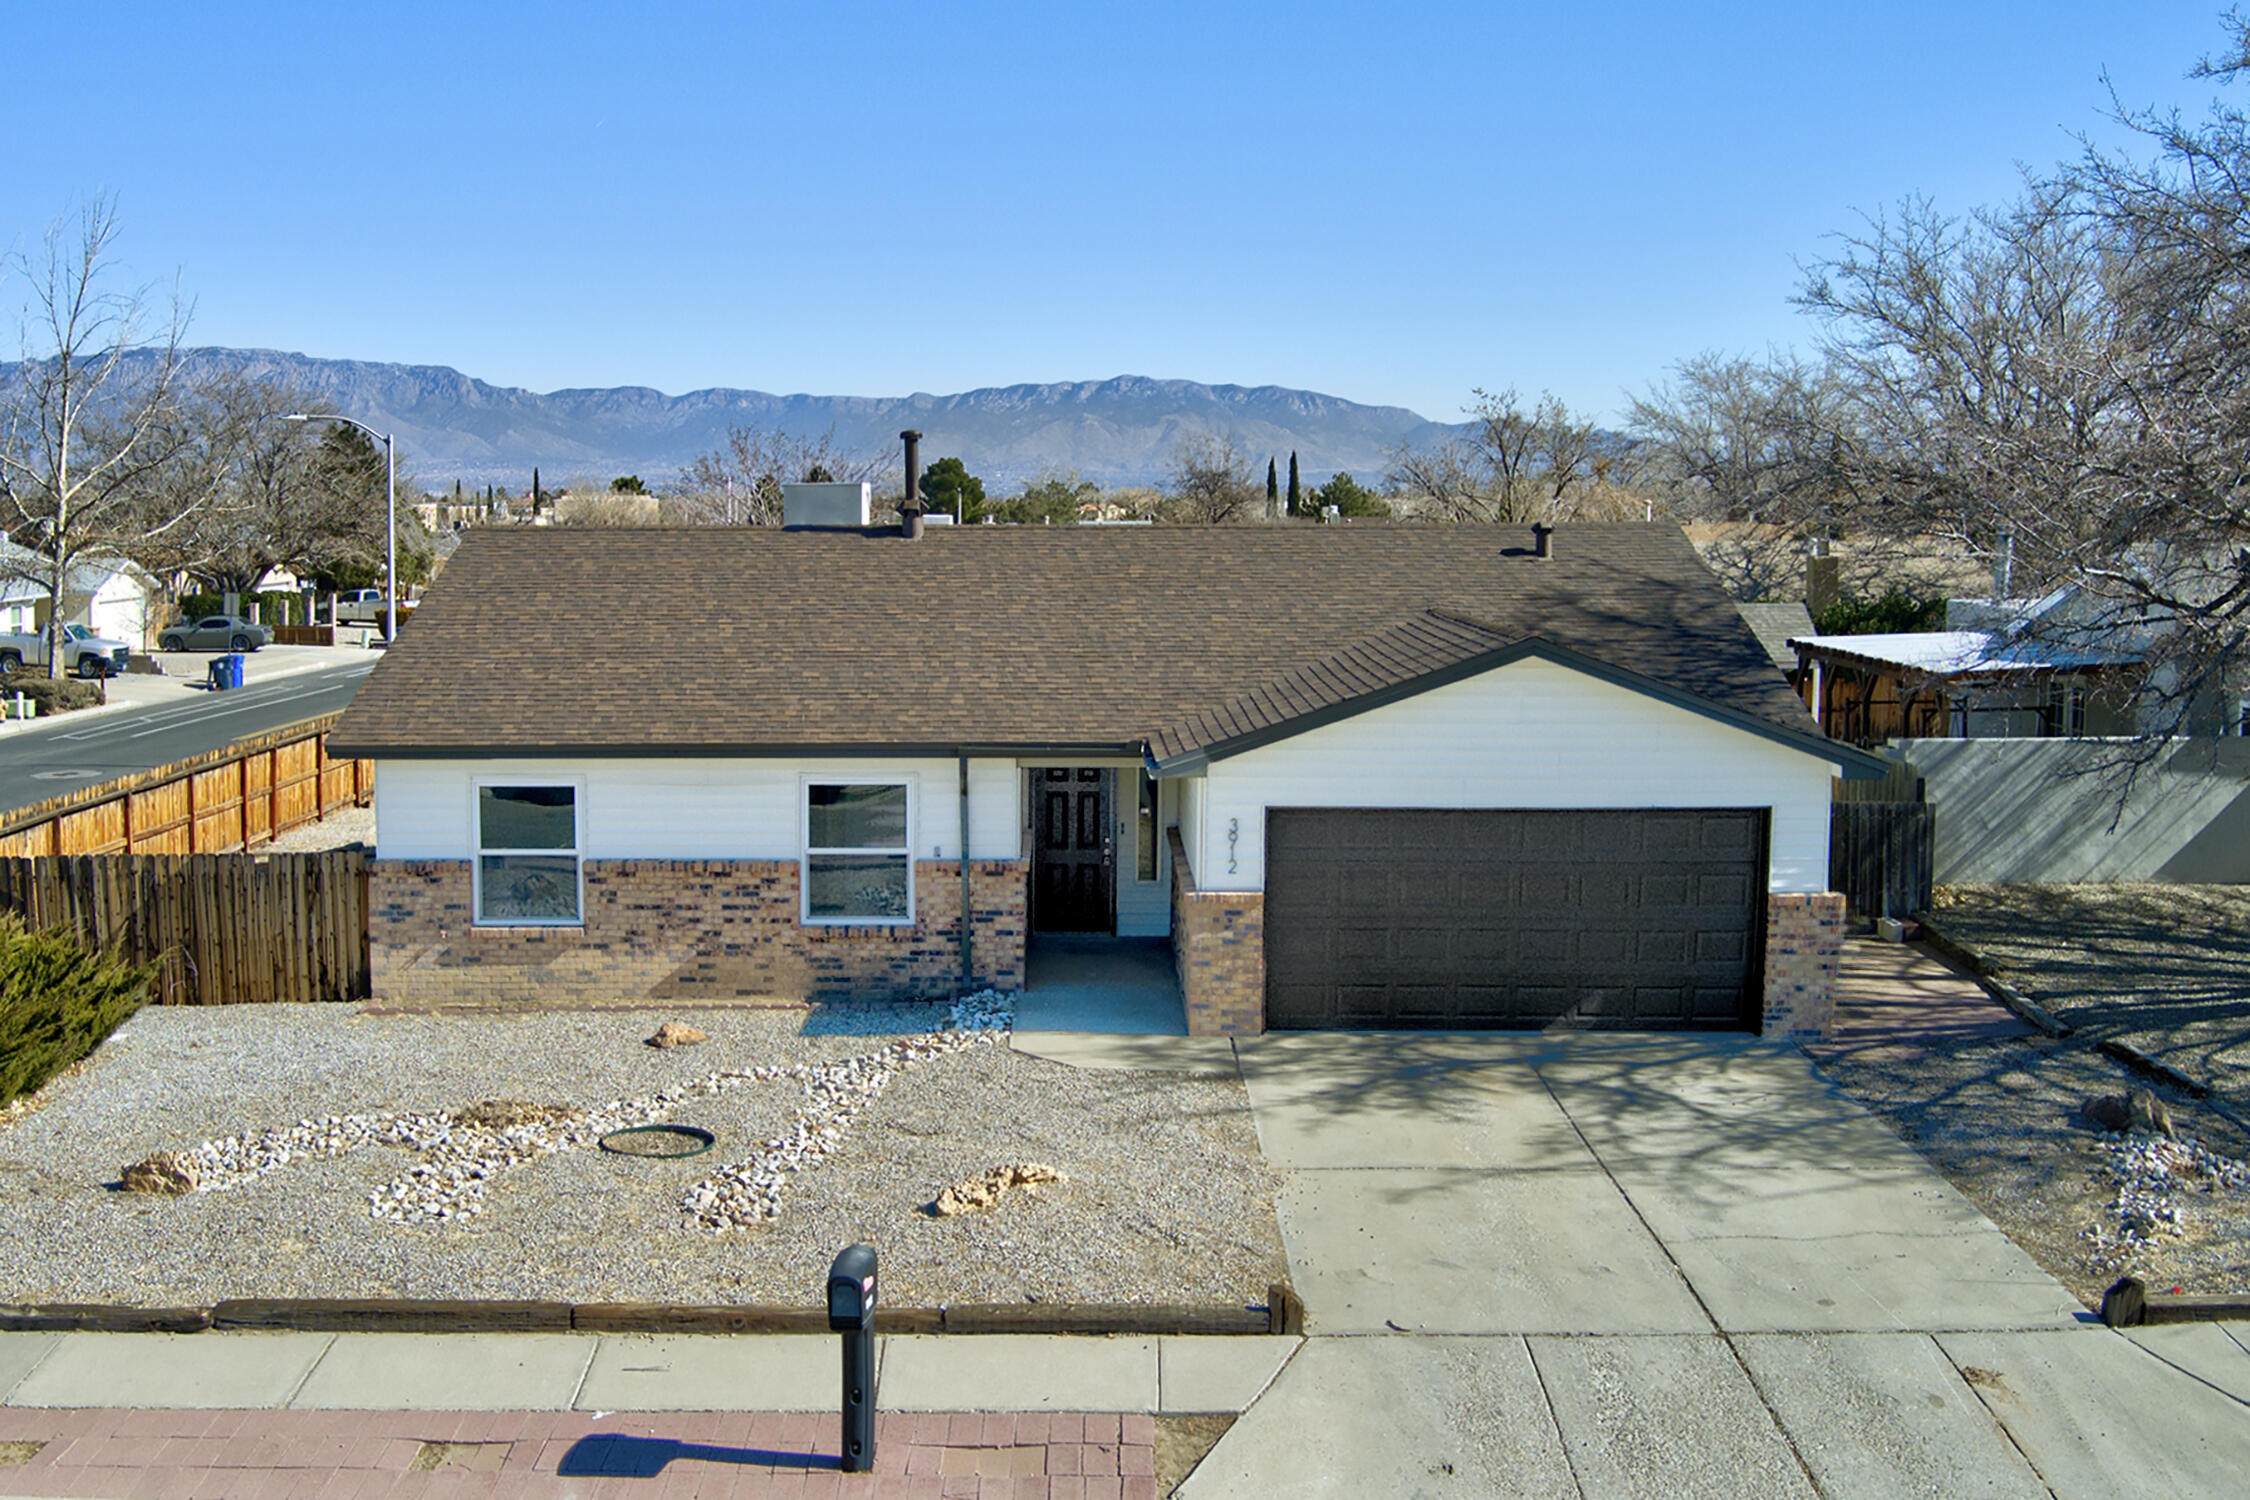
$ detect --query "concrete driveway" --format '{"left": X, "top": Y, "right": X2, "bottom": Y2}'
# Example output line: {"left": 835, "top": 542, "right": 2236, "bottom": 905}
{"left": 1185, "top": 1032, "right": 2250, "bottom": 1499}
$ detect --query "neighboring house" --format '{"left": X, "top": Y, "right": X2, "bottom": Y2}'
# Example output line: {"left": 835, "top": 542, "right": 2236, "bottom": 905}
{"left": 0, "top": 538, "right": 159, "bottom": 648}
{"left": 1735, "top": 601, "right": 1816, "bottom": 683}
{"left": 329, "top": 518, "right": 1885, "bottom": 1039}
{"left": 1788, "top": 626, "right": 2137, "bottom": 744}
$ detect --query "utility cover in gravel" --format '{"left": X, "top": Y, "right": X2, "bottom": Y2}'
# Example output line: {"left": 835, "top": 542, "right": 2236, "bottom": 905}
{"left": 0, "top": 1003, "right": 1287, "bottom": 1309}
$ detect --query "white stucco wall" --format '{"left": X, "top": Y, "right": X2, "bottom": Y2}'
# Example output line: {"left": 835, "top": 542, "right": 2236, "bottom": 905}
{"left": 374, "top": 756, "right": 1023, "bottom": 862}
{"left": 1185, "top": 656, "right": 1840, "bottom": 894}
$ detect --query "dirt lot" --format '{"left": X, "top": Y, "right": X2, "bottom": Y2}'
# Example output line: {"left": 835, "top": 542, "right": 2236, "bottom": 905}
{"left": 1818, "top": 883, "right": 2250, "bottom": 1305}
{"left": 1932, "top": 883, "right": 2250, "bottom": 1112}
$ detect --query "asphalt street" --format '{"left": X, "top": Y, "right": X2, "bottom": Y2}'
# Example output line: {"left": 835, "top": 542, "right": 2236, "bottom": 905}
{"left": 0, "top": 658, "right": 373, "bottom": 817}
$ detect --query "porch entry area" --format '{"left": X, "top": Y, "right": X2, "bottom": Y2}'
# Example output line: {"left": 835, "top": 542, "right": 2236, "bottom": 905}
{"left": 1018, "top": 765, "right": 1186, "bottom": 1033}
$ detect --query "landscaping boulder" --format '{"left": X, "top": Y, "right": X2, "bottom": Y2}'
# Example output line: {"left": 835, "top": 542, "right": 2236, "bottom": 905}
{"left": 646, "top": 1022, "right": 708, "bottom": 1049}
{"left": 120, "top": 1151, "right": 201, "bottom": 1195}
{"left": 933, "top": 1162, "right": 1067, "bottom": 1217}
{"left": 2080, "top": 1087, "right": 2175, "bottom": 1138}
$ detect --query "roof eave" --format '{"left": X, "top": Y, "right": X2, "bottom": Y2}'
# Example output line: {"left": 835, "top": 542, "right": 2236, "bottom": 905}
{"left": 328, "top": 738, "right": 1148, "bottom": 762}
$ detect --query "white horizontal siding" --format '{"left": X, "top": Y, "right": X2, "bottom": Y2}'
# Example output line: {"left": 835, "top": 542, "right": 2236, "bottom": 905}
{"left": 1175, "top": 775, "right": 1206, "bottom": 886}
{"left": 1196, "top": 656, "right": 1839, "bottom": 894}
{"left": 374, "top": 756, "right": 1021, "bottom": 862}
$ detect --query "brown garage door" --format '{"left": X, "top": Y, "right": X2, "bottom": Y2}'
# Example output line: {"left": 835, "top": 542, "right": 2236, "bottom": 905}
{"left": 1263, "top": 808, "right": 1768, "bottom": 1030}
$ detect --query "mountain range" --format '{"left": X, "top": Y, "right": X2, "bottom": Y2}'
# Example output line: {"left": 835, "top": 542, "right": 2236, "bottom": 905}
{"left": 137, "top": 348, "right": 1473, "bottom": 492}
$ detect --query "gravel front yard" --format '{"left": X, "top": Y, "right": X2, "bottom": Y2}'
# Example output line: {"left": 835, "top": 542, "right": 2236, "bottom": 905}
{"left": 1930, "top": 883, "right": 2250, "bottom": 1110}
{"left": 0, "top": 1001, "right": 1287, "bottom": 1310}
{"left": 1818, "top": 883, "right": 2250, "bottom": 1305}
{"left": 1820, "top": 1033, "right": 2250, "bottom": 1305}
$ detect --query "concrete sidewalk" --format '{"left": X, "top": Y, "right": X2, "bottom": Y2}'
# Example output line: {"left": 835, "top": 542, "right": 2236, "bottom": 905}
{"left": 0, "top": 1333, "right": 1294, "bottom": 1497}
{"left": 0, "top": 1333, "right": 1299, "bottom": 1415}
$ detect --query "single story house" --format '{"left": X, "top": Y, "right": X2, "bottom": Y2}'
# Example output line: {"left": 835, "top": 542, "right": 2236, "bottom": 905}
{"left": 328, "top": 516, "right": 1886, "bottom": 1038}
{"left": 0, "top": 539, "right": 159, "bottom": 648}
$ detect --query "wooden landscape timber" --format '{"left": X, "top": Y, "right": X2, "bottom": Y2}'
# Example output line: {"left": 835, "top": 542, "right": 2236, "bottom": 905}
{"left": 2, "top": 1293, "right": 1303, "bottom": 1337}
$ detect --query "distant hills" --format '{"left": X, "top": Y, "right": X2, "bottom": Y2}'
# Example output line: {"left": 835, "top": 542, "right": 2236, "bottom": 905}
{"left": 133, "top": 348, "right": 1474, "bottom": 491}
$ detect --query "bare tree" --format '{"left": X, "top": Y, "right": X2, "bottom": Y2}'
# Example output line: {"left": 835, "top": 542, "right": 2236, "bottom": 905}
{"left": 1388, "top": 388, "right": 1639, "bottom": 523}
{"left": 139, "top": 372, "right": 344, "bottom": 594}
{"left": 1161, "top": 432, "right": 1260, "bottom": 524}
{"left": 668, "top": 424, "right": 890, "bottom": 526}
{"left": 1626, "top": 352, "right": 1882, "bottom": 598}
{"left": 0, "top": 198, "right": 189, "bottom": 675}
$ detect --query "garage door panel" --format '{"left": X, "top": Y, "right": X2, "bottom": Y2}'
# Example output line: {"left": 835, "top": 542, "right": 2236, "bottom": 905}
{"left": 1633, "top": 929, "right": 1691, "bottom": 965}
{"left": 1266, "top": 808, "right": 1766, "bottom": 1032}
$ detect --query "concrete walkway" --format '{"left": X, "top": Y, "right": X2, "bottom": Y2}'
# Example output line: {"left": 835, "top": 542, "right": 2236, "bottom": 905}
{"left": 1816, "top": 936, "right": 2036, "bottom": 1060}
{"left": 1185, "top": 1031, "right": 2250, "bottom": 1498}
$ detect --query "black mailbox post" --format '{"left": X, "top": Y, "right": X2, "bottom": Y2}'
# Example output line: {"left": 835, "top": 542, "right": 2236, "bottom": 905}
{"left": 827, "top": 1244, "right": 879, "bottom": 1472}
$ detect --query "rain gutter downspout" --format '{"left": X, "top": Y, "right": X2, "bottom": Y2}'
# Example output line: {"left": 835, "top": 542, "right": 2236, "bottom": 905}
{"left": 958, "top": 752, "right": 973, "bottom": 993}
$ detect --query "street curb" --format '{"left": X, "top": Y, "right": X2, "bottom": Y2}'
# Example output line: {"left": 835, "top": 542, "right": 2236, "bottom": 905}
{"left": 0, "top": 1285, "right": 1300, "bottom": 1338}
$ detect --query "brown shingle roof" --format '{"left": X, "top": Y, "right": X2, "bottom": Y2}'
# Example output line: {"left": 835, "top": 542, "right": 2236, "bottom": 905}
{"left": 328, "top": 523, "right": 1823, "bottom": 758}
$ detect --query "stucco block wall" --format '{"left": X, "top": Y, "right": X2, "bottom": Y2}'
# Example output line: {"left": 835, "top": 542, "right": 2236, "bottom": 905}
{"left": 1762, "top": 891, "right": 1845, "bottom": 1040}
{"left": 1168, "top": 830, "right": 1264, "bottom": 1037}
{"left": 1901, "top": 737, "right": 2250, "bottom": 883}
{"left": 370, "top": 858, "right": 1026, "bottom": 1008}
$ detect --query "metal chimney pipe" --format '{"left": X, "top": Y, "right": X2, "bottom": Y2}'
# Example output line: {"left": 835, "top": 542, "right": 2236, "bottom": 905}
{"left": 1531, "top": 523, "right": 1553, "bottom": 559}
{"left": 900, "top": 430, "right": 924, "bottom": 537}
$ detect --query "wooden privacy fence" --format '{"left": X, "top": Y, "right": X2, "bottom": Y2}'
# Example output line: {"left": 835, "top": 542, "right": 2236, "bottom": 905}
{"left": 0, "top": 850, "right": 369, "bottom": 1004}
{"left": 0, "top": 712, "right": 371, "bottom": 859}
{"left": 1830, "top": 802, "right": 1937, "bottom": 922}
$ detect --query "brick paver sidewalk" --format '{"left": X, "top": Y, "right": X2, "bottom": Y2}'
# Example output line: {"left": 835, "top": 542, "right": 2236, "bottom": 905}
{"left": 0, "top": 1406, "right": 1159, "bottom": 1498}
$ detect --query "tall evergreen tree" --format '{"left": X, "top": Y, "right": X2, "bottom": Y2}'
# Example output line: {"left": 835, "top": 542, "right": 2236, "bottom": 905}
{"left": 1286, "top": 452, "right": 1301, "bottom": 515}
{"left": 1266, "top": 457, "right": 1279, "bottom": 517}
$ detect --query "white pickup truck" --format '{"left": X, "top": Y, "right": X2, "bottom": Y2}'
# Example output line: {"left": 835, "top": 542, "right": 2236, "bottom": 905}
{"left": 0, "top": 622, "right": 134, "bottom": 678}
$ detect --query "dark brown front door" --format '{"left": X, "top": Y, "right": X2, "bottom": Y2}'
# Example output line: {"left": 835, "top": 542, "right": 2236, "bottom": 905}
{"left": 1033, "top": 768, "right": 1114, "bottom": 933}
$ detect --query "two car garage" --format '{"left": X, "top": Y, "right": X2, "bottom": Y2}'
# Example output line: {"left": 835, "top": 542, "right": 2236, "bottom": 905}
{"left": 1261, "top": 807, "right": 1770, "bottom": 1031}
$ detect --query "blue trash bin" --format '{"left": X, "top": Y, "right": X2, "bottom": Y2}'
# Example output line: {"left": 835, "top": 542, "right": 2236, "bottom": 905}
{"left": 223, "top": 653, "right": 245, "bottom": 689}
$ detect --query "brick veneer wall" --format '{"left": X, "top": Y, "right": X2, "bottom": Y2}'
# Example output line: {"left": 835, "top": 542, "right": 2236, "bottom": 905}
{"left": 1762, "top": 891, "right": 1845, "bottom": 1040}
{"left": 1168, "top": 829, "right": 1265, "bottom": 1037}
{"left": 369, "top": 858, "right": 1027, "bottom": 1008}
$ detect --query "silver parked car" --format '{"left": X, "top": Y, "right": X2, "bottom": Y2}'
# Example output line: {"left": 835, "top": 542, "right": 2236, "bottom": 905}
{"left": 158, "top": 615, "right": 270, "bottom": 652}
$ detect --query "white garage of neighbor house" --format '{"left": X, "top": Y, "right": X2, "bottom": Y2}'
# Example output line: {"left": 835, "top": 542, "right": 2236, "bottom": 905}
{"left": 329, "top": 512, "right": 1886, "bottom": 1038}
{"left": 0, "top": 538, "right": 158, "bottom": 648}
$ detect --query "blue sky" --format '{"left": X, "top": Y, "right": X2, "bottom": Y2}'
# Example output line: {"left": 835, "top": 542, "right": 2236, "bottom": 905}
{"left": 1, "top": 2, "right": 2229, "bottom": 423}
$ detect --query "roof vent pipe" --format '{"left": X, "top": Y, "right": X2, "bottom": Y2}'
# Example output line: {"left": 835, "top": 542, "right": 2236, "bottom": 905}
{"left": 900, "top": 429, "right": 924, "bottom": 539}
{"left": 1531, "top": 523, "right": 1553, "bottom": 559}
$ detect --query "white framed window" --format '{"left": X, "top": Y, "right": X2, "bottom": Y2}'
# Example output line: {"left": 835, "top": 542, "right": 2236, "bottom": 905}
{"left": 473, "top": 780, "right": 583, "bottom": 925}
{"left": 802, "top": 777, "right": 914, "bottom": 925}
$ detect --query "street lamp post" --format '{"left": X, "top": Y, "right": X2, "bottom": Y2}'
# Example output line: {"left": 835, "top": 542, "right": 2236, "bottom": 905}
{"left": 285, "top": 412, "right": 397, "bottom": 643}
